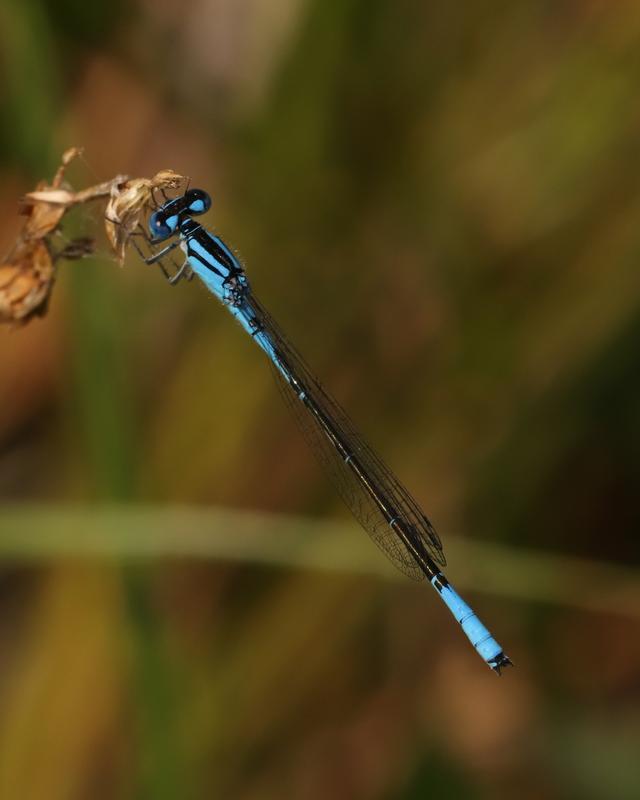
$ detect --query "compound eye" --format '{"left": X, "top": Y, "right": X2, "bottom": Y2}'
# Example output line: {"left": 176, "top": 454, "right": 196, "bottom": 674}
{"left": 185, "top": 189, "right": 212, "bottom": 216}
{"left": 149, "top": 211, "right": 172, "bottom": 241}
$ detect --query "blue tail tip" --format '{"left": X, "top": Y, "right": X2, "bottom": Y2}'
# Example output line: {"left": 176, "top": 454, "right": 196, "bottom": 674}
{"left": 489, "top": 653, "right": 513, "bottom": 676}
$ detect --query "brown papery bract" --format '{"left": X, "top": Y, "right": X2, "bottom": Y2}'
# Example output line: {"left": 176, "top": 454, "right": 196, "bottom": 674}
{"left": 0, "top": 239, "right": 55, "bottom": 325}
{"left": 104, "top": 169, "right": 184, "bottom": 264}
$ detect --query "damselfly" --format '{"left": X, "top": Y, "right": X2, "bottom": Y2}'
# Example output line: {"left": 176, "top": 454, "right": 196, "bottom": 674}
{"left": 140, "top": 188, "right": 512, "bottom": 674}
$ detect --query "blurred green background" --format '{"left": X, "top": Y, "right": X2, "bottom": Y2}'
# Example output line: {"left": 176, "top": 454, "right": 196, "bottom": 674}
{"left": 1, "top": 1, "right": 640, "bottom": 798}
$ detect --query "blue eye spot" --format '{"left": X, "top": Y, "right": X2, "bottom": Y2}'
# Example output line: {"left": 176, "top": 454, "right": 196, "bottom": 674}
{"left": 185, "top": 189, "right": 212, "bottom": 216}
{"left": 149, "top": 212, "right": 172, "bottom": 241}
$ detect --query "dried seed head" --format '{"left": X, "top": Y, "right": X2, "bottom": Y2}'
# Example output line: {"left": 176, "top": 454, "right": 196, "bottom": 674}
{"left": 0, "top": 240, "right": 55, "bottom": 325}
{"left": 105, "top": 170, "right": 185, "bottom": 263}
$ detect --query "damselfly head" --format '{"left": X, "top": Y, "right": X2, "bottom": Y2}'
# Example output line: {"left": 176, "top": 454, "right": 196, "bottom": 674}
{"left": 148, "top": 189, "right": 212, "bottom": 242}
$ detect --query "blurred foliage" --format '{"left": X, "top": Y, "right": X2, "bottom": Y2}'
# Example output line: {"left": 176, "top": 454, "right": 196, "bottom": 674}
{"left": 1, "top": 0, "right": 640, "bottom": 798}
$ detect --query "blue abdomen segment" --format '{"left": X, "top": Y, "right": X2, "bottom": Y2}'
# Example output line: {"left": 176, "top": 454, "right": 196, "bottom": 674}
{"left": 431, "top": 574, "right": 511, "bottom": 673}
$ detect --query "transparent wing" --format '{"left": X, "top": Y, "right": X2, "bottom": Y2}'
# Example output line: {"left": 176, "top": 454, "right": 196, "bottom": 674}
{"left": 248, "top": 295, "right": 446, "bottom": 579}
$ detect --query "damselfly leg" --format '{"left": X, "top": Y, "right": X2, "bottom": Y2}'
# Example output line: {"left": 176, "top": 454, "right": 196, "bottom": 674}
{"left": 138, "top": 232, "right": 194, "bottom": 285}
{"left": 124, "top": 222, "right": 190, "bottom": 284}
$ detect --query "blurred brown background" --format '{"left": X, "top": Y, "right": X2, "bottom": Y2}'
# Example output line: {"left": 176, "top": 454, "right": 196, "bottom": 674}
{"left": 1, "top": 1, "right": 640, "bottom": 798}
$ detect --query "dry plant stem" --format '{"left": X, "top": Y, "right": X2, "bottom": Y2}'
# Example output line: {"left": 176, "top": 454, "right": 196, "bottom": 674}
{"left": 2, "top": 147, "right": 183, "bottom": 324}
{"left": 1, "top": 147, "right": 95, "bottom": 325}
{"left": 25, "top": 169, "right": 184, "bottom": 263}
